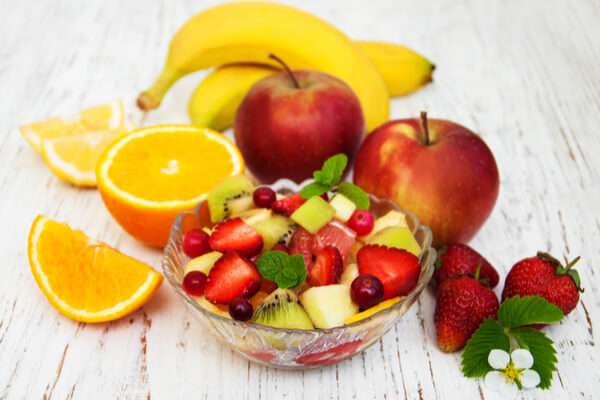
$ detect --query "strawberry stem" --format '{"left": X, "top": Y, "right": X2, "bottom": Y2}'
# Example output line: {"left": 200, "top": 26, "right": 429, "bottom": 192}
{"left": 566, "top": 256, "right": 581, "bottom": 270}
{"left": 268, "top": 54, "right": 300, "bottom": 89}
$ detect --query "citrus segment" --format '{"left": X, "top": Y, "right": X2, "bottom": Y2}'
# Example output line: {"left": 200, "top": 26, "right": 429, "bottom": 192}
{"left": 343, "top": 296, "right": 403, "bottom": 324}
{"left": 20, "top": 100, "right": 125, "bottom": 152}
{"left": 27, "top": 215, "right": 163, "bottom": 323}
{"left": 96, "top": 125, "right": 244, "bottom": 247}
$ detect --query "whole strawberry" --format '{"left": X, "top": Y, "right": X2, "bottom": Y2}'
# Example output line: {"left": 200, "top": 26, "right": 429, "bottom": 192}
{"left": 502, "top": 252, "right": 583, "bottom": 318}
{"left": 433, "top": 244, "right": 499, "bottom": 288}
{"left": 435, "top": 268, "right": 499, "bottom": 352}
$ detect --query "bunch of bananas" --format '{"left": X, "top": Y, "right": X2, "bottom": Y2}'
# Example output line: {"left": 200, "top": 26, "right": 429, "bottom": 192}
{"left": 138, "top": 2, "right": 434, "bottom": 133}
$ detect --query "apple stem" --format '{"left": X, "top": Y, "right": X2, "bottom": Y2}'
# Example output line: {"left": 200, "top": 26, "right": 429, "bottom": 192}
{"left": 269, "top": 54, "right": 300, "bottom": 89}
{"left": 420, "top": 111, "right": 430, "bottom": 145}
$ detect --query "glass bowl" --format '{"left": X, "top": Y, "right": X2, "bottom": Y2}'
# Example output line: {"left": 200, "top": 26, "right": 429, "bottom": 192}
{"left": 162, "top": 178, "right": 436, "bottom": 369}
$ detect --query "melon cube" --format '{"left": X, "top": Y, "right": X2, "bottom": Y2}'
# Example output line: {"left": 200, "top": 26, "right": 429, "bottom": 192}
{"left": 299, "top": 284, "right": 358, "bottom": 329}
{"left": 291, "top": 196, "right": 335, "bottom": 234}
{"left": 367, "top": 226, "right": 421, "bottom": 256}
{"left": 329, "top": 193, "right": 356, "bottom": 222}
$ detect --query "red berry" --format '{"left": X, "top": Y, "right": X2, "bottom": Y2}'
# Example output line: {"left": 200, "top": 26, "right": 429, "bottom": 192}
{"left": 229, "top": 297, "right": 254, "bottom": 321}
{"left": 308, "top": 246, "right": 343, "bottom": 286}
{"left": 351, "top": 274, "right": 384, "bottom": 308}
{"left": 209, "top": 217, "right": 263, "bottom": 257}
{"left": 434, "top": 244, "right": 499, "bottom": 288}
{"left": 357, "top": 245, "right": 421, "bottom": 299}
{"left": 182, "top": 270, "right": 208, "bottom": 296}
{"left": 347, "top": 209, "right": 374, "bottom": 236}
{"left": 205, "top": 253, "right": 261, "bottom": 304}
{"left": 253, "top": 187, "right": 276, "bottom": 208}
{"left": 183, "top": 229, "right": 211, "bottom": 258}
{"left": 271, "top": 193, "right": 306, "bottom": 216}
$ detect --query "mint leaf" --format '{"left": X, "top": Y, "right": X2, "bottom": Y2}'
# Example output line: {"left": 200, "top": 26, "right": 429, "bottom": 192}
{"left": 320, "top": 153, "right": 347, "bottom": 185}
{"left": 510, "top": 327, "right": 557, "bottom": 389}
{"left": 256, "top": 251, "right": 288, "bottom": 281}
{"left": 300, "top": 181, "right": 330, "bottom": 199}
{"left": 337, "top": 182, "right": 370, "bottom": 209}
{"left": 256, "top": 251, "right": 306, "bottom": 289}
{"left": 313, "top": 170, "right": 332, "bottom": 185}
{"left": 461, "top": 319, "right": 510, "bottom": 377}
{"left": 498, "top": 296, "right": 564, "bottom": 328}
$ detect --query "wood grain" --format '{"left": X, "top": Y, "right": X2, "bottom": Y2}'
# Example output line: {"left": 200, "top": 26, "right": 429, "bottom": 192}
{"left": 1, "top": 0, "right": 599, "bottom": 398}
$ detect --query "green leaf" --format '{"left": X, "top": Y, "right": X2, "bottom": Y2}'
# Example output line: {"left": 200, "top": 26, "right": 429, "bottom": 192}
{"left": 461, "top": 319, "right": 510, "bottom": 377}
{"left": 313, "top": 170, "right": 331, "bottom": 185}
{"left": 300, "top": 181, "right": 331, "bottom": 199}
{"left": 320, "top": 153, "right": 347, "bottom": 185}
{"left": 256, "top": 251, "right": 288, "bottom": 281}
{"left": 498, "top": 296, "right": 564, "bottom": 328}
{"left": 256, "top": 251, "right": 306, "bottom": 289}
{"left": 337, "top": 182, "right": 370, "bottom": 209}
{"left": 510, "top": 327, "right": 557, "bottom": 389}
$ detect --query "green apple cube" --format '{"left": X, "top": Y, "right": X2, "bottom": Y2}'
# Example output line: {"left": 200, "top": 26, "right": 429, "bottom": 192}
{"left": 367, "top": 226, "right": 421, "bottom": 256}
{"left": 184, "top": 251, "right": 223, "bottom": 275}
{"left": 291, "top": 196, "right": 335, "bottom": 234}
{"left": 299, "top": 284, "right": 358, "bottom": 329}
{"left": 329, "top": 193, "right": 356, "bottom": 222}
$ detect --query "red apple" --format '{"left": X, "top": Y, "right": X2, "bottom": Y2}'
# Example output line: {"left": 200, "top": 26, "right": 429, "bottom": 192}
{"left": 353, "top": 112, "right": 499, "bottom": 247}
{"left": 234, "top": 55, "right": 365, "bottom": 183}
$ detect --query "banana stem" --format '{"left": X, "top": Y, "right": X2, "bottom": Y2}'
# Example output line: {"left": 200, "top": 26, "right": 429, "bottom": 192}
{"left": 137, "top": 66, "right": 181, "bottom": 110}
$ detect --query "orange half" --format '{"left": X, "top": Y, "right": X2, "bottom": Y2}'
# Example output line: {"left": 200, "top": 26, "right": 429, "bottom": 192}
{"left": 27, "top": 215, "right": 163, "bottom": 323}
{"left": 96, "top": 125, "right": 244, "bottom": 247}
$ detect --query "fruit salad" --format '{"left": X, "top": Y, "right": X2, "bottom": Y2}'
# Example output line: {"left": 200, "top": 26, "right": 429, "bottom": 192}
{"left": 179, "top": 159, "right": 424, "bottom": 331}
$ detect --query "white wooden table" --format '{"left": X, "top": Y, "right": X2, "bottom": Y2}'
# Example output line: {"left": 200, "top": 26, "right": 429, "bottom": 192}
{"left": 2, "top": 0, "right": 599, "bottom": 398}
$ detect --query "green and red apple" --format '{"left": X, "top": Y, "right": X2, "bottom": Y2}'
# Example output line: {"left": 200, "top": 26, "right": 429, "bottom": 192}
{"left": 234, "top": 55, "right": 365, "bottom": 184}
{"left": 353, "top": 113, "right": 499, "bottom": 247}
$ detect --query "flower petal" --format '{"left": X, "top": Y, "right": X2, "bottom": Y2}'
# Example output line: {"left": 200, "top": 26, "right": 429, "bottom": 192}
{"left": 485, "top": 371, "right": 507, "bottom": 390}
{"left": 500, "top": 381, "right": 519, "bottom": 396}
{"left": 520, "top": 369, "right": 541, "bottom": 388}
{"left": 488, "top": 349, "right": 510, "bottom": 369}
{"left": 511, "top": 349, "right": 534, "bottom": 369}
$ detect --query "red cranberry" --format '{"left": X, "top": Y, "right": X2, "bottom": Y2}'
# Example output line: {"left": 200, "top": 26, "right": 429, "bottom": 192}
{"left": 351, "top": 274, "right": 384, "bottom": 309}
{"left": 347, "top": 209, "right": 374, "bottom": 236}
{"left": 229, "top": 297, "right": 254, "bottom": 321}
{"left": 253, "top": 187, "right": 276, "bottom": 208}
{"left": 183, "top": 270, "right": 208, "bottom": 296}
{"left": 183, "top": 229, "right": 211, "bottom": 258}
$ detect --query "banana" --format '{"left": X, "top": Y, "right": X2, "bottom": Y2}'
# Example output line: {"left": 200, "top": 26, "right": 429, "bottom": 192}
{"left": 188, "top": 64, "right": 277, "bottom": 131}
{"left": 356, "top": 41, "right": 435, "bottom": 97}
{"left": 189, "top": 42, "right": 435, "bottom": 130}
{"left": 137, "top": 2, "right": 389, "bottom": 132}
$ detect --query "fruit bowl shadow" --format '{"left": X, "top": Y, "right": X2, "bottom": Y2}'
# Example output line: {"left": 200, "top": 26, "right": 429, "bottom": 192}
{"left": 162, "top": 178, "right": 436, "bottom": 369}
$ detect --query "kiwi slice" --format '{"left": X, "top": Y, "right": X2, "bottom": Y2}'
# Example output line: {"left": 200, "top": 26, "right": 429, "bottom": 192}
{"left": 291, "top": 196, "right": 335, "bottom": 234}
{"left": 252, "top": 215, "right": 297, "bottom": 251}
{"left": 207, "top": 175, "right": 255, "bottom": 223}
{"left": 251, "top": 288, "right": 314, "bottom": 330}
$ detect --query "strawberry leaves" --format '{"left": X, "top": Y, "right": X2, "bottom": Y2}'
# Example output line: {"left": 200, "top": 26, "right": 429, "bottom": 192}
{"left": 300, "top": 153, "right": 370, "bottom": 209}
{"left": 461, "top": 296, "right": 564, "bottom": 389}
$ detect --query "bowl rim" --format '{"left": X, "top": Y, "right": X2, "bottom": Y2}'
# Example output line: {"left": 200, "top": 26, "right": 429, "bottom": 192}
{"left": 161, "top": 178, "right": 436, "bottom": 335}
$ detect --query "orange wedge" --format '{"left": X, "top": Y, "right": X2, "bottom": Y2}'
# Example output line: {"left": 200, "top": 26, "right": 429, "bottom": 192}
{"left": 27, "top": 215, "right": 163, "bottom": 323}
{"left": 96, "top": 125, "right": 244, "bottom": 247}
{"left": 20, "top": 100, "right": 125, "bottom": 152}
{"left": 344, "top": 297, "right": 403, "bottom": 324}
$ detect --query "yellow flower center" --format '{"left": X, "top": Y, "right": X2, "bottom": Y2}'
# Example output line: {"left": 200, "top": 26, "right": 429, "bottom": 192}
{"left": 503, "top": 362, "right": 524, "bottom": 384}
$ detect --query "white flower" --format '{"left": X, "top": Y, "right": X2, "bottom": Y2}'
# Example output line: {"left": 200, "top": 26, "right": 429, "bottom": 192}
{"left": 484, "top": 349, "right": 541, "bottom": 395}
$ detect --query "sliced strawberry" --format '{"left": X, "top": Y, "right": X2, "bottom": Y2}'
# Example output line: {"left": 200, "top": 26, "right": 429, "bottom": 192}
{"left": 209, "top": 217, "right": 263, "bottom": 257}
{"left": 294, "top": 339, "right": 362, "bottom": 366}
{"left": 309, "top": 246, "right": 343, "bottom": 286}
{"left": 205, "top": 252, "right": 261, "bottom": 304}
{"left": 289, "top": 227, "right": 315, "bottom": 272}
{"left": 271, "top": 193, "right": 306, "bottom": 217}
{"left": 357, "top": 245, "right": 421, "bottom": 300}
{"left": 313, "top": 220, "right": 356, "bottom": 261}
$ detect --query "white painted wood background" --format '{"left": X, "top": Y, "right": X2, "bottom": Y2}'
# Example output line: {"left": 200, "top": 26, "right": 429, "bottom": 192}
{"left": 1, "top": 0, "right": 599, "bottom": 398}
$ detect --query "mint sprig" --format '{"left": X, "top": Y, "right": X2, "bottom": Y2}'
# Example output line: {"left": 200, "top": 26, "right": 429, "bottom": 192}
{"left": 461, "top": 296, "right": 564, "bottom": 389}
{"left": 256, "top": 250, "right": 306, "bottom": 289}
{"left": 300, "top": 153, "right": 370, "bottom": 209}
